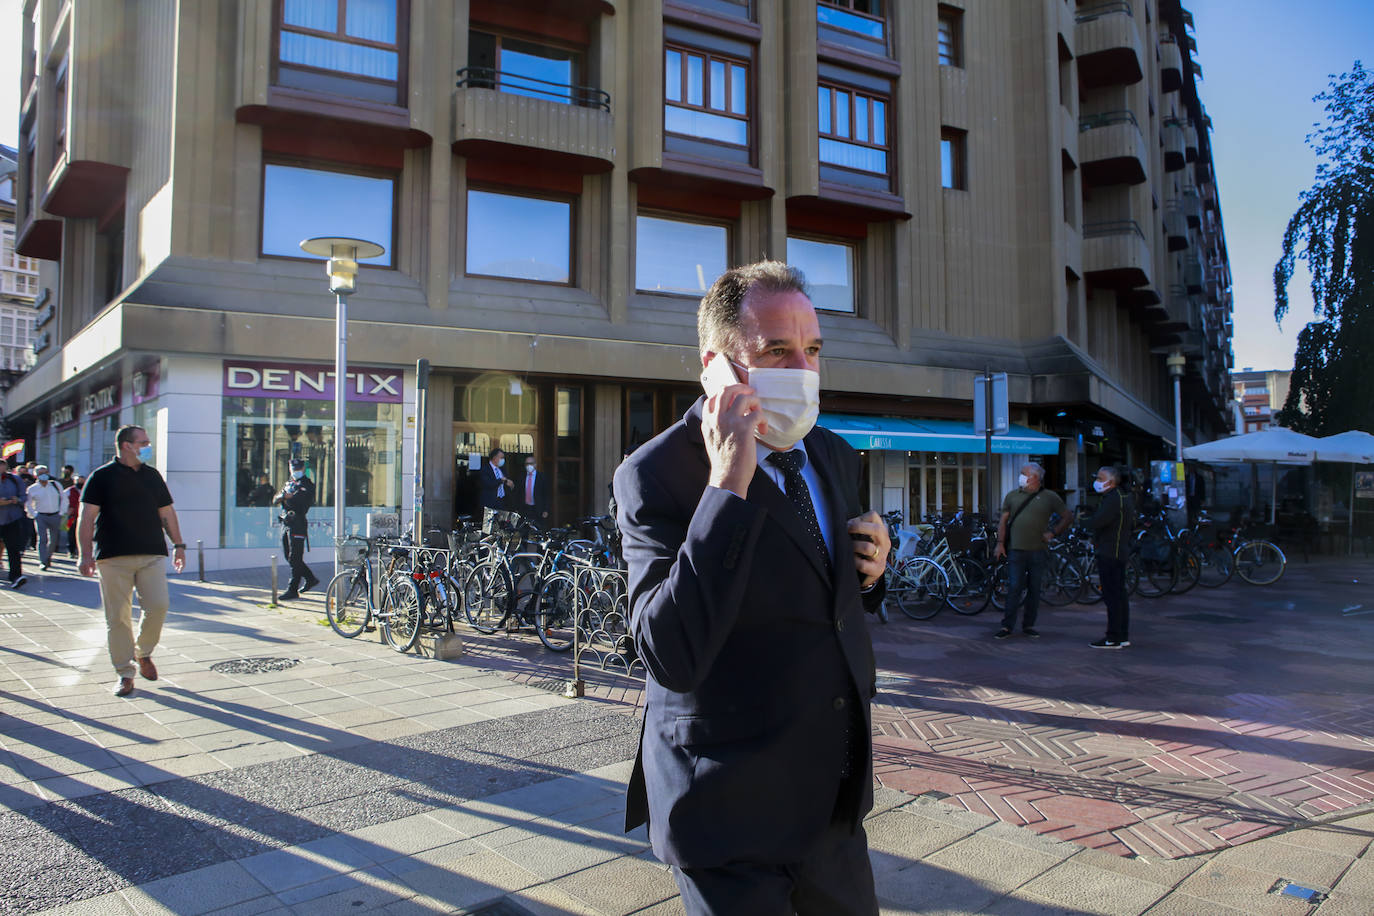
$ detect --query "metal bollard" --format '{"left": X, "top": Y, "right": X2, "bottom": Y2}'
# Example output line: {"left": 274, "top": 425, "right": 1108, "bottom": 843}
{"left": 197, "top": 539, "right": 205, "bottom": 582}
{"left": 270, "top": 555, "right": 278, "bottom": 606}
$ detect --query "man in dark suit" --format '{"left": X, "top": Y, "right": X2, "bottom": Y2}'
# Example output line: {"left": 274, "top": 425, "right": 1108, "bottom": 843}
{"left": 478, "top": 447, "right": 512, "bottom": 512}
{"left": 613, "top": 261, "right": 890, "bottom": 915}
{"left": 519, "top": 456, "right": 551, "bottom": 528}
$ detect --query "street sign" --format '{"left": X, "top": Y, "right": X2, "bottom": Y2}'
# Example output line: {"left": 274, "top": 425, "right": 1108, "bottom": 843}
{"left": 974, "top": 372, "right": 1009, "bottom": 435}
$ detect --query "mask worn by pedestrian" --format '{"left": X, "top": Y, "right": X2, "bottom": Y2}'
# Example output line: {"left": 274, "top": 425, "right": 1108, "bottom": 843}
{"left": 38, "top": 474, "right": 48, "bottom": 482}
{"left": 700, "top": 355, "right": 820, "bottom": 451}
{"left": 292, "top": 470, "right": 305, "bottom": 480}
{"left": 1018, "top": 474, "right": 1030, "bottom": 488}
{"left": 1093, "top": 480, "right": 1109, "bottom": 493}
{"left": 138, "top": 445, "right": 154, "bottom": 462}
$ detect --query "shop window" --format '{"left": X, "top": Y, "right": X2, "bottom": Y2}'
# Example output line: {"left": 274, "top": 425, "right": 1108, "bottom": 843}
{"left": 818, "top": 83, "right": 889, "bottom": 176}
{"left": 941, "top": 128, "right": 967, "bottom": 190}
{"left": 260, "top": 161, "right": 395, "bottom": 266}
{"left": 937, "top": 5, "right": 962, "bottom": 67}
{"left": 466, "top": 31, "right": 596, "bottom": 107}
{"left": 275, "top": 0, "right": 407, "bottom": 105}
{"left": 909, "top": 451, "right": 984, "bottom": 521}
{"left": 465, "top": 188, "right": 573, "bottom": 284}
{"left": 664, "top": 45, "right": 750, "bottom": 148}
{"left": 635, "top": 213, "right": 729, "bottom": 295}
{"left": 787, "top": 236, "right": 855, "bottom": 314}
{"left": 817, "top": 1, "right": 886, "bottom": 42}
{"left": 555, "top": 386, "right": 584, "bottom": 523}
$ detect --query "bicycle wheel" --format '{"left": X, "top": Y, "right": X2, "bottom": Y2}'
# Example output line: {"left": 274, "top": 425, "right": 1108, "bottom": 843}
{"left": 433, "top": 572, "right": 464, "bottom": 631}
{"left": 463, "top": 562, "right": 511, "bottom": 633}
{"left": 948, "top": 556, "right": 992, "bottom": 615}
{"left": 888, "top": 557, "right": 948, "bottom": 620}
{"left": 1040, "top": 554, "right": 1083, "bottom": 607}
{"left": 1196, "top": 544, "right": 1235, "bottom": 588}
{"left": 324, "top": 569, "right": 370, "bottom": 638}
{"left": 1235, "top": 539, "right": 1286, "bottom": 585}
{"left": 534, "top": 572, "right": 576, "bottom": 652}
{"left": 381, "top": 574, "right": 422, "bottom": 653}
{"left": 1170, "top": 546, "right": 1202, "bottom": 595}
{"left": 1133, "top": 545, "right": 1177, "bottom": 597}
{"left": 1079, "top": 555, "right": 1103, "bottom": 605}
{"left": 990, "top": 561, "right": 1009, "bottom": 610}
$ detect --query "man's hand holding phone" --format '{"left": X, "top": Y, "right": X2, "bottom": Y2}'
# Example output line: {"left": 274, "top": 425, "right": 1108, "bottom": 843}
{"left": 701, "top": 354, "right": 762, "bottom": 499}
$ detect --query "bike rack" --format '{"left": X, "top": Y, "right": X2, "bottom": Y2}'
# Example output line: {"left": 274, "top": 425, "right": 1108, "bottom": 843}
{"left": 566, "top": 565, "right": 640, "bottom": 697}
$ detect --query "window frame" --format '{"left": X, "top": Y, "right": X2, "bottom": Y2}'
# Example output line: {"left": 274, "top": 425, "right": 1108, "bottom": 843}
{"left": 663, "top": 43, "right": 753, "bottom": 151}
{"left": 466, "top": 28, "right": 590, "bottom": 107}
{"left": 258, "top": 157, "right": 399, "bottom": 268}
{"left": 937, "top": 5, "right": 963, "bottom": 68}
{"left": 634, "top": 210, "right": 733, "bottom": 297}
{"left": 463, "top": 184, "right": 577, "bottom": 287}
{"left": 817, "top": 0, "right": 887, "bottom": 41}
{"left": 272, "top": 0, "right": 410, "bottom": 103}
{"left": 786, "top": 233, "right": 859, "bottom": 315}
{"left": 817, "top": 81, "right": 891, "bottom": 177}
{"left": 940, "top": 127, "right": 967, "bottom": 190}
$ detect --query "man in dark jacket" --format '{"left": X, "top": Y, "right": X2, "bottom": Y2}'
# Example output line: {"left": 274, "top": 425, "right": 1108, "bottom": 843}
{"left": 614, "top": 261, "right": 890, "bottom": 915}
{"left": 275, "top": 458, "right": 318, "bottom": 600}
{"left": 1084, "top": 465, "right": 1135, "bottom": 648}
{"left": 0, "top": 458, "right": 29, "bottom": 588}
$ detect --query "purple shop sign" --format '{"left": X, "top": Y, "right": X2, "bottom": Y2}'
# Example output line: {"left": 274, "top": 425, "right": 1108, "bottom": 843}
{"left": 222, "top": 360, "right": 404, "bottom": 404}
{"left": 84, "top": 381, "right": 121, "bottom": 420}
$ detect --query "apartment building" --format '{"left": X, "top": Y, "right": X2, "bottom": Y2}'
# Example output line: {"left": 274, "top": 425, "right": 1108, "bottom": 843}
{"left": 1, "top": 144, "right": 40, "bottom": 436}
{"left": 1232, "top": 368, "right": 1291, "bottom": 434}
{"left": 11, "top": 0, "right": 1232, "bottom": 568}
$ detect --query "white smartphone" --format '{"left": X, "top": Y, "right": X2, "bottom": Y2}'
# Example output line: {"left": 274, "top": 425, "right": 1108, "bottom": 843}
{"left": 700, "top": 353, "right": 741, "bottom": 397}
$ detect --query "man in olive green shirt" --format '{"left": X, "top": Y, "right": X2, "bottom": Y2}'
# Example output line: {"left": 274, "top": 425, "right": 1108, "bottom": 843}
{"left": 993, "top": 462, "right": 1071, "bottom": 639}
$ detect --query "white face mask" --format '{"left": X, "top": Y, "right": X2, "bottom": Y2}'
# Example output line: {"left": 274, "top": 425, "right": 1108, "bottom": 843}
{"left": 495, "top": 458, "right": 504, "bottom": 468}
{"left": 701, "top": 358, "right": 821, "bottom": 450}
{"left": 292, "top": 470, "right": 305, "bottom": 480}
{"left": 1018, "top": 474, "right": 1030, "bottom": 488}
{"left": 1093, "top": 479, "right": 1108, "bottom": 493}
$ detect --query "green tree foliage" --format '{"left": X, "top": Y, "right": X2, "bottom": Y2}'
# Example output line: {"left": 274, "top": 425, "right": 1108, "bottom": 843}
{"left": 1273, "top": 62, "right": 1374, "bottom": 435}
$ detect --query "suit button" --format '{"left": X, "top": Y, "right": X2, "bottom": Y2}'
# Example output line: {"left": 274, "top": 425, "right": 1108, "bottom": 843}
{"left": 833, "top": 697, "right": 846, "bottom": 710}
{"left": 835, "top": 618, "right": 845, "bottom": 633}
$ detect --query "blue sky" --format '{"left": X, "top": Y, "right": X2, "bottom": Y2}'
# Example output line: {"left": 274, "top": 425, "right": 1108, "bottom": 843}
{"left": 2, "top": 0, "right": 1368, "bottom": 372}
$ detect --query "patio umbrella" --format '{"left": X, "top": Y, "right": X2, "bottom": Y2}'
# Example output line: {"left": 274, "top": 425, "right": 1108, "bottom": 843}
{"left": 1183, "top": 427, "right": 1321, "bottom": 523}
{"left": 1317, "top": 430, "right": 1374, "bottom": 553}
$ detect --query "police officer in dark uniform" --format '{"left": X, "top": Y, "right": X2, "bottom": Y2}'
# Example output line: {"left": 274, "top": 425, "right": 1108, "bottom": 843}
{"left": 275, "top": 458, "right": 318, "bottom": 600}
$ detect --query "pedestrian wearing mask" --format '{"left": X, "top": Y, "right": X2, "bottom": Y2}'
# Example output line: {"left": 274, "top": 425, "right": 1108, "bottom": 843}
{"left": 1083, "top": 465, "right": 1135, "bottom": 648}
{"left": 65, "top": 475, "right": 83, "bottom": 558}
{"left": 519, "top": 456, "right": 550, "bottom": 529}
{"left": 25, "top": 464, "right": 66, "bottom": 570}
{"left": 0, "top": 458, "right": 29, "bottom": 588}
{"left": 275, "top": 458, "right": 317, "bottom": 600}
{"left": 993, "top": 462, "right": 1071, "bottom": 639}
{"left": 613, "top": 261, "right": 890, "bottom": 914}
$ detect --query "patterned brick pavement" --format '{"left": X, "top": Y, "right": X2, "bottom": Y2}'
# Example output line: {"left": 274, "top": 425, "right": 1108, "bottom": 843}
{"left": 438, "top": 555, "right": 1374, "bottom": 861}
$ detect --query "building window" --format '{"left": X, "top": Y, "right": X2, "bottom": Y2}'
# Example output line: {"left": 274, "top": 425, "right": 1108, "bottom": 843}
{"left": 910, "top": 452, "right": 984, "bottom": 520}
{"left": 818, "top": 84, "right": 889, "bottom": 175}
{"left": 817, "top": 1, "right": 886, "bottom": 42}
{"left": 787, "top": 236, "right": 856, "bottom": 314}
{"left": 98, "top": 211, "right": 125, "bottom": 305}
{"left": 276, "top": 0, "right": 406, "bottom": 104}
{"left": 465, "top": 189, "right": 573, "bottom": 284}
{"left": 636, "top": 214, "right": 728, "bottom": 295}
{"left": 937, "top": 5, "right": 963, "bottom": 67}
{"left": 261, "top": 162, "right": 395, "bottom": 266}
{"left": 941, "top": 128, "right": 967, "bottom": 190}
{"left": 466, "top": 31, "right": 593, "bottom": 106}
{"left": 664, "top": 45, "right": 750, "bottom": 147}
{"left": 51, "top": 56, "right": 68, "bottom": 164}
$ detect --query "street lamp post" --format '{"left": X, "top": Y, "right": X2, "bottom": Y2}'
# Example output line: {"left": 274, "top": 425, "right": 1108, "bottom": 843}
{"left": 300, "top": 237, "right": 385, "bottom": 577}
{"left": 1166, "top": 349, "right": 1186, "bottom": 463}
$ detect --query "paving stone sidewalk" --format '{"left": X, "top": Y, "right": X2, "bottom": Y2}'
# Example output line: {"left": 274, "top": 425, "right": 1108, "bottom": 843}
{"left": 1, "top": 553, "right": 1371, "bottom": 914}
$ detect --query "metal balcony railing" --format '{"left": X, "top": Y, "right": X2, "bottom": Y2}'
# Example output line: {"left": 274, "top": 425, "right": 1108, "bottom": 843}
{"left": 1083, "top": 219, "right": 1146, "bottom": 241}
{"left": 1075, "top": 1, "right": 1132, "bottom": 23}
{"left": 456, "top": 67, "right": 611, "bottom": 112}
{"left": 1079, "top": 110, "right": 1140, "bottom": 131}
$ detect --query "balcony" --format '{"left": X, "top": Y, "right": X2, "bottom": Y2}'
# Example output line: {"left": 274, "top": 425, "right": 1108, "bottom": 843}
{"left": 1159, "top": 34, "right": 1182, "bottom": 92}
{"left": 1181, "top": 184, "right": 1202, "bottom": 227}
{"left": 1162, "top": 118, "right": 1185, "bottom": 171}
{"left": 1162, "top": 285, "right": 1193, "bottom": 331}
{"left": 1163, "top": 203, "right": 1187, "bottom": 251}
{"left": 1184, "top": 122, "right": 1198, "bottom": 161}
{"left": 1184, "top": 255, "right": 1203, "bottom": 293}
{"left": 1083, "top": 220, "right": 1152, "bottom": 288}
{"left": 1078, "top": 111, "right": 1147, "bottom": 186}
{"left": 452, "top": 68, "right": 614, "bottom": 175}
{"left": 1074, "top": 2, "right": 1143, "bottom": 89}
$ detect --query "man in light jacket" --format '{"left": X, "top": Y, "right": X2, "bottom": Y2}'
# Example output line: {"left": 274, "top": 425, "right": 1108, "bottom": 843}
{"left": 26, "top": 464, "right": 66, "bottom": 570}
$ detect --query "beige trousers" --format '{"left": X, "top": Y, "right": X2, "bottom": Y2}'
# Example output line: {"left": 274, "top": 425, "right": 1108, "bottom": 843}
{"left": 98, "top": 554, "right": 170, "bottom": 678}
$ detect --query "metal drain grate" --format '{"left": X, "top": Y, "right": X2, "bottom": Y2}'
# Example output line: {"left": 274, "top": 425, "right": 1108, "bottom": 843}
{"left": 210, "top": 657, "right": 301, "bottom": 674}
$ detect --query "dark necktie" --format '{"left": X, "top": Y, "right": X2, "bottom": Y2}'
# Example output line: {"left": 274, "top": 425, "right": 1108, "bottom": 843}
{"left": 767, "top": 450, "right": 830, "bottom": 571}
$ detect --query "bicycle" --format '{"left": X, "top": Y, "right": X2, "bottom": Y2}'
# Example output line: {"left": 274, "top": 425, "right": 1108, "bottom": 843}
{"left": 324, "top": 536, "right": 424, "bottom": 651}
{"left": 1231, "top": 525, "right": 1286, "bottom": 585}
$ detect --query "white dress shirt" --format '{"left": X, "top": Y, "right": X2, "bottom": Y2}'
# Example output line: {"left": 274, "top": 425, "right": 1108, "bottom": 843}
{"left": 26, "top": 480, "right": 65, "bottom": 516}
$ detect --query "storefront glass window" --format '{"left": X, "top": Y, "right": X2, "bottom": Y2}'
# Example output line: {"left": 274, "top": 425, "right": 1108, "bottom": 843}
{"left": 221, "top": 397, "right": 402, "bottom": 548}
{"left": 909, "top": 451, "right": 985, "bottom": 521}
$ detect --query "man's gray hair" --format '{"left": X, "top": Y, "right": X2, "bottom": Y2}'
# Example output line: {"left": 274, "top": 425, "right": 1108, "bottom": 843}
{"left": 1097, "top": 465, "right": 1123, "bottom": 485}
{"left": 1023, "top": 462, "right": 1046, "bottom": 480}
{"left": 697, "top": 260, "right": 808, "bottom": 356}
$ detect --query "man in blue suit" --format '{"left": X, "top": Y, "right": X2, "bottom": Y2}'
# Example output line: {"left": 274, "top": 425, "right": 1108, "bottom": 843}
{"left": 614, "top": 261, "right": 890, "bottom": 915}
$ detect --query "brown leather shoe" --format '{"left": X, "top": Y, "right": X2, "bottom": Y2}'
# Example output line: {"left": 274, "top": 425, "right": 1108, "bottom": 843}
{"left": 115, "top": 677, "right": 135, "bottom": 697}
{"left": 137, "top": 657, "right": 158, "bottom": 681}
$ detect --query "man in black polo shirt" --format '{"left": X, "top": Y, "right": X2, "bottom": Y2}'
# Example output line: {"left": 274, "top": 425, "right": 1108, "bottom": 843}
{"left": 78, "top": 425, "right": 187, "bottom": 698}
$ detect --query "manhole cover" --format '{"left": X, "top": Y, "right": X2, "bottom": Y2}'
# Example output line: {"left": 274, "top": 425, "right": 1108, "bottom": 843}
{"left": 456, "top": 899, "right": 540, "bottom": 916}
{"left": 1166, "top": 613, "right": 1251, "bottom": 625}
{"left": 210, "top": 657, "right": 301, "bottom": 674}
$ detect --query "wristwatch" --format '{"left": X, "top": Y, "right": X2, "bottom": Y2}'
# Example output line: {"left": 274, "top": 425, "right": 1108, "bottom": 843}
{"left": 173, "top": 543, "right": 186, "bottom": 549}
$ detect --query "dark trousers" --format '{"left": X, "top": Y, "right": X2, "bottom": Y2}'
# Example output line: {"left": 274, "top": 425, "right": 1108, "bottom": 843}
{"left": 282, "top": 530, "right": 313, "bottom": 590}
{"left": 1, "top": 520, "right": 26, "bottom": 582}
{"left": 671, "top": 821, "right": 878, "bottom": 916}
{"left": 1098, "top": 554, "right": 1130, "bottom": 641}
{"left": 1001, "top": 548, "right": 1046, "bottom": 630}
